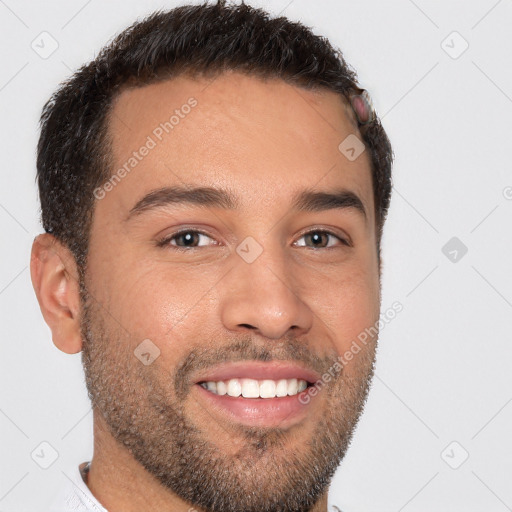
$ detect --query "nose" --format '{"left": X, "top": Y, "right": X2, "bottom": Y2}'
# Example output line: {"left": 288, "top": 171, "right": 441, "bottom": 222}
{"left": 219, "top": 247, "right": 314, "bottom": 340}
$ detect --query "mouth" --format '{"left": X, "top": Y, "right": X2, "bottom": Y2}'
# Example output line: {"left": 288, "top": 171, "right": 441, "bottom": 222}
{"left": 198, "top": 378, "right": 311, "bottom": 398}
{"left": 192, "top": 361, "right": 321, "bottom": 427}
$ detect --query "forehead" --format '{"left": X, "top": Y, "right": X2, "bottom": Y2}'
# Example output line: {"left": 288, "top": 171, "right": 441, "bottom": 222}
{"left": 103, "top": 71, "right": 374, "bottom": 222}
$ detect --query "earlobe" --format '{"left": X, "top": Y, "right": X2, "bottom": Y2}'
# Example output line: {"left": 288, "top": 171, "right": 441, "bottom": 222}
{"left": 30, "top": 234, "right": 83, "bottom": 354}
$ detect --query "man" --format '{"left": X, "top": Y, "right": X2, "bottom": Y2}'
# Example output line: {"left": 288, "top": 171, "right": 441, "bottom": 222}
{"left": 30, "top": 1, "right": 393, "bottom": 511}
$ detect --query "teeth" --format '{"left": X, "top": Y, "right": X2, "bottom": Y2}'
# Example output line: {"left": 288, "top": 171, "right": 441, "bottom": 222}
{"left": 200, "top": 378, "right": 309, "bottom": 398}
{"left": 259, "top": 380, "right": 276, "bottom": 399}
{"left": 241, "top": 378, "right": 260, "bottom": 398}
{"left": 287, "top": 378, "right": 298, "bottom": 396}
{"left": 276, "top": 379, "right": 288, "bottom": 397}
{"left": 216, "top": 380, "right": 227, "bottom": 396}
{"left": 227, "top": 379, "right": 242, "bottom": 397}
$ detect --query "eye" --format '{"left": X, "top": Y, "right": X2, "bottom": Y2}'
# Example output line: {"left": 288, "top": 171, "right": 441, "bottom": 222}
{"left": 294, "top": 230, "right": 349, "bottom": 249}
{"left": 157, "top": 230, "right": 217, "bottom": 249}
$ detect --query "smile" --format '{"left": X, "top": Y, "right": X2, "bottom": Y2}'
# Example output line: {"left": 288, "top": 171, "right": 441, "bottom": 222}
{"left": 193, "top": 361, "right": 320, "bottom": 427}
{"left": 199, "top": 378, "right": 310, "bottom": 398}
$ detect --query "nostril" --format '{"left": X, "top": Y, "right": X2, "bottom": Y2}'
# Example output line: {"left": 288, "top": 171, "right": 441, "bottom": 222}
{"left": 238, "top": 323, "right": 256, "bottom": 329}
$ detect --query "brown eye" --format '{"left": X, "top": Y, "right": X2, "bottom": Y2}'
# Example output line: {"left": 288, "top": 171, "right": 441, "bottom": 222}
{"left": 295, "top": 230, "right": 348, "bottom": 248}
{"left": 157, "top": 230, "right": 216, "bottom": 249}
{"left": 173, "top": 231, "right": 201, "bottom": 247}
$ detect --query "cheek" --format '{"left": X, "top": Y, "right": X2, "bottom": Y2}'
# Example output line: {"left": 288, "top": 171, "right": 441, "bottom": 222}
{"left": 96, "top": 260, "right": 226, "bottom": 356}
{"left": 311, "top": 263, "right": 380, "bottom": 354}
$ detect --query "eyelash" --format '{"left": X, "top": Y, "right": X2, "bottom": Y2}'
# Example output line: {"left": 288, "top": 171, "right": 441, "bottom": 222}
{"left": 156, "top": 228, "right": 351, "bottom": 250}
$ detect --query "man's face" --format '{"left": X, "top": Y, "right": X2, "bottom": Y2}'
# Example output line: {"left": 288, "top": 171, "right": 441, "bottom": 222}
{"left": 80, "top": 71, "right": 380, "bottom": 512}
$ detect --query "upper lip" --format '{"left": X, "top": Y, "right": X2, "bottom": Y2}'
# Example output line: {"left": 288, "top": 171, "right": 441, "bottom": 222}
{"left": 193, "top": 361, "right": 320, "bottom": 384}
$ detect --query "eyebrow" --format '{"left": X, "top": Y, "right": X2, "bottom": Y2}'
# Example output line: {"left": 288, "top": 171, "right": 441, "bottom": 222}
{"left": 291, "top": 188, "right": 367, "bottom": 222}
{"left": 125, "top": 186, "right": 239, "bottom": 220}
{"left": 125, "top": 185, "right": 367, "bottom": 222}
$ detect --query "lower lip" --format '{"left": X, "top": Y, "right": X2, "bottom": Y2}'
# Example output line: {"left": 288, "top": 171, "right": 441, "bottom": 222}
{"left": 194, "top": 384, "right": 315, "bottom": 427}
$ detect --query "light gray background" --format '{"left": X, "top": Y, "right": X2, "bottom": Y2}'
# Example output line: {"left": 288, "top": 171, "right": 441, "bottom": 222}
{"left": 1, "top": 0, "right": 511, "bottom": 510}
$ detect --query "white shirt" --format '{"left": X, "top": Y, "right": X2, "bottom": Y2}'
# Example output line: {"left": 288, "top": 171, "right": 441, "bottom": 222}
{"left": 48, "top": 462, "right": 107, "bottom": 512}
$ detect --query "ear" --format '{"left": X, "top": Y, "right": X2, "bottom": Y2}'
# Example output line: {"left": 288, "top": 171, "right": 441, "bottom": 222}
{"left": 30, "top": 233, "right": 82, "bottom": 354}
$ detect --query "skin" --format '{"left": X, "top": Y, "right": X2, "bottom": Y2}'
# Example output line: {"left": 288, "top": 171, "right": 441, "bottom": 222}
{"left": 31, "top": 71, "right": 381, "bottom": 512}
